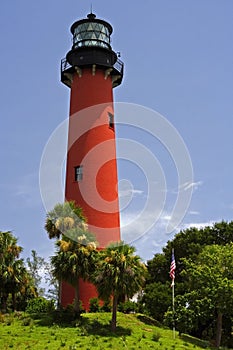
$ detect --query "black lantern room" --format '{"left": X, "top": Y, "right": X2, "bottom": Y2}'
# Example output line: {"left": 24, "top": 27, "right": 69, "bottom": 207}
{"left": 71, "top": 13, "right": 112, "bottom": 50}
{"left": 61, "top": 13, "right": 123, "bottom": 88}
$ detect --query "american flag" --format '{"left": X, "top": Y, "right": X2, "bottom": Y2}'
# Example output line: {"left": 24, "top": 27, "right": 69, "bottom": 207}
{"left": 170, "top": 250, "right": 176, "bottom": 286}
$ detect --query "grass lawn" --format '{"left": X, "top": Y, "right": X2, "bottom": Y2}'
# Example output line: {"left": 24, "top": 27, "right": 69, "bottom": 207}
{"left": 0, "top": 312, "right": 217, "bottom": 349}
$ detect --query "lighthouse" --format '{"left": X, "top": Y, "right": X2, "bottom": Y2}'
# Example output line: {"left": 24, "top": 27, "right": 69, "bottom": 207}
{"left": 60, "top": 13, "right": 124, "bottom": 309}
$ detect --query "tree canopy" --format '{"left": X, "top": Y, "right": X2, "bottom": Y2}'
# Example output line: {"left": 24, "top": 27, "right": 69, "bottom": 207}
{"left": 182, "top": 243, "right": 233, "bottom": 347}
{"left": 143, "top": 221, "right": 233, "bottom": 348}
{"left": 45, "top": 201, "right": 98, "bottom": 313}
{"left": 45, "top": 201, "right": 87, "bottom": 241}
{"left": 92, "top": 241, "right": 147, "bottom": 331}
{"left": 0, "top": 231, "right": 37, "bottom": 312}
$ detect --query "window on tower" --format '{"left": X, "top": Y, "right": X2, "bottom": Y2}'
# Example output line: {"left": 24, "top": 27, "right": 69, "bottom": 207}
{"left": 108, "top": 112, "right": 114, "bottom": 129}
{"left": 75, "top": 165, "right": 83, "bottom": 181}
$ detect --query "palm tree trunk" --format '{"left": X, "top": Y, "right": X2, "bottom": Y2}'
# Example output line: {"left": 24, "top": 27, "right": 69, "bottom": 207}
{"left": 57, "top": 278, "right": 62, "bottom": 310}
{"left": 111, "top": 294, "right": 118, "bottom": 332}
{"left": 215, "top": 311, "right": 223, "bottom": 348}
{"left": 74, "top": 284, "right": 80, "bottom": 315}
{"left": 12, "top": 292, "right": 16, "bottom": 311}
{"left": 2, "top": 294, "right": 8, "bottom": 313}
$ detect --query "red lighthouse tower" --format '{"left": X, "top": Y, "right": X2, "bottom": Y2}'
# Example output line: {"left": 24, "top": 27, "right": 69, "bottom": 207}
{"left": 60, "top": 13, "right": 123, "bottom": 309}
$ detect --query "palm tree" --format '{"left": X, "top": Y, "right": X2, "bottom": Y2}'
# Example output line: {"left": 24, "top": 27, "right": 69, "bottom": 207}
{"left": 0, "top": 231, "right": 37, "bottom": 312}
{"left": 92, "top": 242, "right": 147, "bottom": 331}
{"left": 0, "top": 231, "right": 23, "bottom": 311}
{"left": 45, "top": 201, "right": 87, "bottom": 240}
{"left": 45, "top": 201, "right": 98, "bottom": 313}
{"left": 5, "top": 259, "right": 37, "bottom": 311}
{"left": 51, "top": 235, "right": 97, "bottom": 314}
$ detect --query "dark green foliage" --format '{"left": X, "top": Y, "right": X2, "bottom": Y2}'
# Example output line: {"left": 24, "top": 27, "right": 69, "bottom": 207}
{"left": 93, "top": 242, "right": 146, "bottom": 301}
{"left": 118, "top": 300, "right": 138, "bottom": 313}
{"left": 45, "top": 201, "right": 87, "bottom": 240}
{"left": 181, "top": 244, "right": 233, "bottom": 347}
{"left": 144, "top": 221, "right": 233, "bottom": 348}
{"left": 52, "top": 303, "right": 84, "bottom": 324}
{"left": 100, "top": 299, "right": 111, "bottom": 312}
{"left": 163, "top": 221, "right": 233, "bottom": 284}
{"left": 140, "top": 281, "right": 171, "bottom": 322}
{"left": 164, "top": 292, "right": 214, "bottom": 336}
{"left": 0, "top": 231, "right": 37, "bottom": 312}
{"left": 147, "top": 221, "right": 233, "bottom": 286}
{"left": 92, "top": 241, "right": 147, "bottom": 331}
{"left": 45, "top": 201, "right": 98, "bottom": 314}
{"left": 26, "top": 297, "right": 55, "bottom": 314}
{"left": 89, "top": 298, "right": 100, "bottom": 313}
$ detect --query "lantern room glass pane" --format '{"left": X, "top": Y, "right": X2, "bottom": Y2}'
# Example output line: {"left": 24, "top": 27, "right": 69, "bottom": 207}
{"left": 73, "top": 21, "right": 111, "bottom": 49}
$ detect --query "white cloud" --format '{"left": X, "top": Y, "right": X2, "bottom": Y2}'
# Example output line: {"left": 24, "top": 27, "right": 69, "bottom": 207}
{"left": 182, "top": 221, "right": 215, "bottom": 231}
{"left": 119, "top": 189, "right": 144, "bottom": 197}
{"left": 188, "top": 210, "right": 200, "bottom": 215}
{"left": 180, "top": 181, "right": 203, "bottom": 191}
{"left": 120, "top": 208, "right": 178, "bottom": 259}
{"left": 162, "top": 215, "right": 172, "bottom": 221}
{"left": 120, "top": 206, "right": 219, "bottom": 261}
{"left": 172, "top": 181, "right": 203, "bottom": 194}
{"left": 120, "top": 209, "right": 161, "bottom": 243}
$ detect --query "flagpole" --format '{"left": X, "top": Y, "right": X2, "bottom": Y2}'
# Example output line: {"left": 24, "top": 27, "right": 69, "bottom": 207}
{"left": 171, "top": 248, "right": 175, "bottom": 339}
{"left": 172, "top": 276, "right": 175, "bottom": 339}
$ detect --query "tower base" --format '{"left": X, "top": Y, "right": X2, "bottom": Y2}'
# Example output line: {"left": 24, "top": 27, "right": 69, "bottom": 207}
{"left": 60, "top": 280, "right": 99, "bottom": 311}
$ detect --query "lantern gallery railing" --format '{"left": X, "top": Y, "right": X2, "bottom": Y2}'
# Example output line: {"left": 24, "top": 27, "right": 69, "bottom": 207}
{"left": 61, "top": 57, "right": 124, "bottom": 78}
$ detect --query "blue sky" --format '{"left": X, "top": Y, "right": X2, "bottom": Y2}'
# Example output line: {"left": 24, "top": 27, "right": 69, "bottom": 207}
{"left": 0, "top": 0, "right": 233, "bottom": 262}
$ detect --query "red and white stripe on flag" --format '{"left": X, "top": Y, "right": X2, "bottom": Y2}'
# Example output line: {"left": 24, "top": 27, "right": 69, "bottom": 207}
{"left": 170, "top": 251, "right": 176, "bottom": 282}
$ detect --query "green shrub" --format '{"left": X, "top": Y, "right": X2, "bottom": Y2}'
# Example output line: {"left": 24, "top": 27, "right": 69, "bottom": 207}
{"left": 89, "top": 298, "right": 100, "bottom": 313}
{"left": 26, "top": 297, "right": 55, "bottom": 314}
{"left": 100, "top": 300, "right": 111, "bottom": 312}
{"left": 118, "top": 301, "right": 138, "bottom": 314}
{"left": 52, "top": 303, "right": 84, "bottom": 324}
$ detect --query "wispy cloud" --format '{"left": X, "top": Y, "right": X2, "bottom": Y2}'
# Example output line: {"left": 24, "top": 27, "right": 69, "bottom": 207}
{"left": 182, "top": 221, "right": 215, "bottom": 231}
{"left": 188, "top": 210, "right": 200, "bottom": 215}
{"left": 180, "top": 181, "right": 203, "bottom": 191}
{"left": 119, "top": 189, "right": 144, "bottom": 197}
{"left": 161, "top": 215, "right": 172, "bottom": 221}
{"left": 120, "top": 206, "right": 218, "bottom": 261}
{"left": 172, "top": 180, "right": 203, "bottom": 194}
{"left": 120, "top": 209, "right": 177, "bottom": 254}
{"left": 121, "top": 209, "right": 160, "bottom": 242}
{"left": 120, "top": 209, "right": 178, "bottom": 260}
{"left": 118, "top": 185, "right": 144, "bottom": 211}
{"left": 10, "top": 172, "right": 41, "bottom": 208}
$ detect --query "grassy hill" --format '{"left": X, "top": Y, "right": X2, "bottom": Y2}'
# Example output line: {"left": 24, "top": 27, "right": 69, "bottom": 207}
{"left": 0, "top": 311, "right": 217, "bottom": 349}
